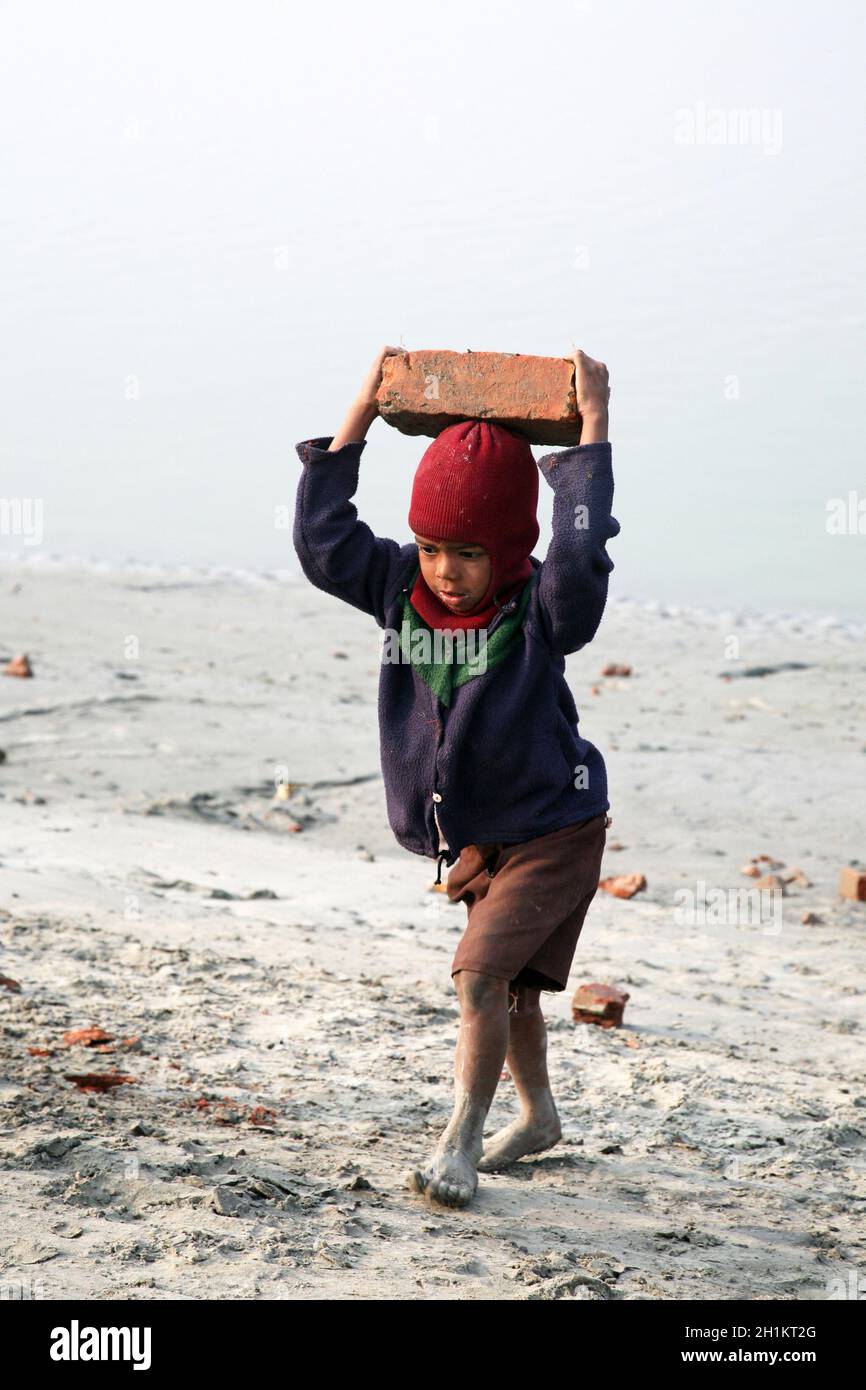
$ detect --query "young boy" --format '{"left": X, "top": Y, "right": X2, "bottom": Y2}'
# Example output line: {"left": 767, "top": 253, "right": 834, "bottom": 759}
{"left": 293, "top": 345, "right": 619, "bottom": 1208}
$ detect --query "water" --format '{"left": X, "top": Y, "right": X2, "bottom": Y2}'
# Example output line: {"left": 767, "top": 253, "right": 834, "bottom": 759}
{"left": 1, "top": 0, "right": 864, "bottom": 622}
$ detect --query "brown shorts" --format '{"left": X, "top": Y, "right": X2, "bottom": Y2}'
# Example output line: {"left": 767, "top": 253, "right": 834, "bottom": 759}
{"left": 447, "top": 813, "right": 608, "bottom": 993}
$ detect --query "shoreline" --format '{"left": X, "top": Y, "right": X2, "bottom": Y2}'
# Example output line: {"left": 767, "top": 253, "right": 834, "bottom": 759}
{"left": 2, "top": 550, "right": 864, "bottom": 644}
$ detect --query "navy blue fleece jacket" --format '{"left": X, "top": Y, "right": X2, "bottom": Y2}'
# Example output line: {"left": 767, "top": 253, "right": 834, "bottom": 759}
{"left": 293, "top": 434, "right": 620, "bottom": 864}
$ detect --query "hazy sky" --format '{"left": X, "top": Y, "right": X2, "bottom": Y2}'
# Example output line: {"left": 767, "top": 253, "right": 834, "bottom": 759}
{"left": 2, "top": 0, "right": 864, "bottom": 619}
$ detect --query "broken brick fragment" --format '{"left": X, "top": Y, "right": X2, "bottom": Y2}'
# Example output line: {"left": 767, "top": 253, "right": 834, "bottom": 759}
{"left": 753, "top": 874, "right": 786, "bottom": 894}
{"left": 62, "top": 1027, "right": 115, "bottom": 1048}
{"left": 782, "top": 868, "right": 812, "bottom": 888}
{"left": 249, "top": 1105, "right": 277, "bottom": 1127}
{"left": 572, "top": 982, "right": 630, "bottom": 1028}
{"left": 2, "top": 653, "right": 33, "bottom": 678}
{"left": 64, "top": 1073, "right": 137, "bottom": 1093}
{"left": 599, "top": 873, "right": 646, "bottom": 899}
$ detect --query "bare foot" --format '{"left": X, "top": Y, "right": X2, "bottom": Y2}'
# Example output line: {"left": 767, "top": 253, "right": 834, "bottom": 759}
{"left": 405, "top": 1145, "right": 479, "bottom": 1207}
{"left": 477, "top": 1113, "right": 562, "bottom": 1171}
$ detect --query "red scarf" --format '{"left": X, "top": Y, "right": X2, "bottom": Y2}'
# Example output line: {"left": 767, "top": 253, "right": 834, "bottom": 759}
{"left": 408, "top": 564, "right": 532, "bottom": 630}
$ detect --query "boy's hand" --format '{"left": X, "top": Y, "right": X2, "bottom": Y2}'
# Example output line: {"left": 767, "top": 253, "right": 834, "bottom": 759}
{"left": 357, "top": 345, "right": 408, "bottom": 409}
{"left": 327, "top": 345, "right": 409, "bottom": 452}
{"left": 570, "top": 348, "right": 610, "bottom": 444}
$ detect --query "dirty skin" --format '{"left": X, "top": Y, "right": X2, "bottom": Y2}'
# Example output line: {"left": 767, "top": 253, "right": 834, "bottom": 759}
{"left": 405, "top": 972, "right": 562, "bottom": 1208}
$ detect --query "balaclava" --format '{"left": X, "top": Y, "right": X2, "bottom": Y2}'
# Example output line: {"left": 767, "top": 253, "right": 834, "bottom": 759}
{"left": 407, "top": 420, "right": 540, "bottom": 631}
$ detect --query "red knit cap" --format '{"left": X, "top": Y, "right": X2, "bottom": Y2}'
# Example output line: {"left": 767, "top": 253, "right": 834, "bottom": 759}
{"left": 407, "top": 420, "right": 540, "bottom": 630}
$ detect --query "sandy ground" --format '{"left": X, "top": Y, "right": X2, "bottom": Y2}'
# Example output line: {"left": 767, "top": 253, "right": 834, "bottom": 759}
{"left": 1, "top": 563, "right": 865, "bottom": 1301}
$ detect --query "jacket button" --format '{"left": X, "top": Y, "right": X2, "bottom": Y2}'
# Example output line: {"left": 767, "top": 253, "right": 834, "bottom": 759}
{"left": 432, "top": 793, "right": 442, "bottom": 802}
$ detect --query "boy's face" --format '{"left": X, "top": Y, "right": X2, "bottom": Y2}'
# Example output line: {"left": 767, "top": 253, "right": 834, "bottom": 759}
{"left": 414, "top": 535, "right": 492, "bottom": 614}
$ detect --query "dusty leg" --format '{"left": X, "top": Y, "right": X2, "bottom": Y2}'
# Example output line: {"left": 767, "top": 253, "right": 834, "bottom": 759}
{"left": 477, "top": 984, "right": 562, "bottom": 1171}
{"left": 405, "top": 970, "right": 509, "bottom": 1207}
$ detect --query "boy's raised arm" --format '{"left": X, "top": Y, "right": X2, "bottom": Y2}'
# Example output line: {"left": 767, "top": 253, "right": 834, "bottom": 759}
{"left": 293, "top": 347, "right": 409, "bottom": 625}
{"left": 533, "top": 349, "right": 621, "bottom": 657}
{"left": 327, "top": 346, "right": 404, "bottom": 450}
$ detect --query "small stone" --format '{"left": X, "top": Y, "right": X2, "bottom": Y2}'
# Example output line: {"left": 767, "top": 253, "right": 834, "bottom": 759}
{"left": 36, "top": 1136, "right": 82, "bottom": 1160}
{"left": 211, "top": 1186, "right": 251, "bottom": 1218}
{"left": 9, "top": 1241, "right": 59, "bottom": 1265}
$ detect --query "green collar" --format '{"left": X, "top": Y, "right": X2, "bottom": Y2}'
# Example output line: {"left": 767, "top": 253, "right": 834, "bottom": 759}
{"left": 396, "top": 569, "right": 536, "bottom": 707}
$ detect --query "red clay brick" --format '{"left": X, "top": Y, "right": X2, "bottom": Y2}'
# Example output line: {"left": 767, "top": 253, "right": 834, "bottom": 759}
{"left": 839, "top": 866, "right": 866, "bottom": 902}
{"left": 376, "top": 349, "right": 581, "bottom": 445}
